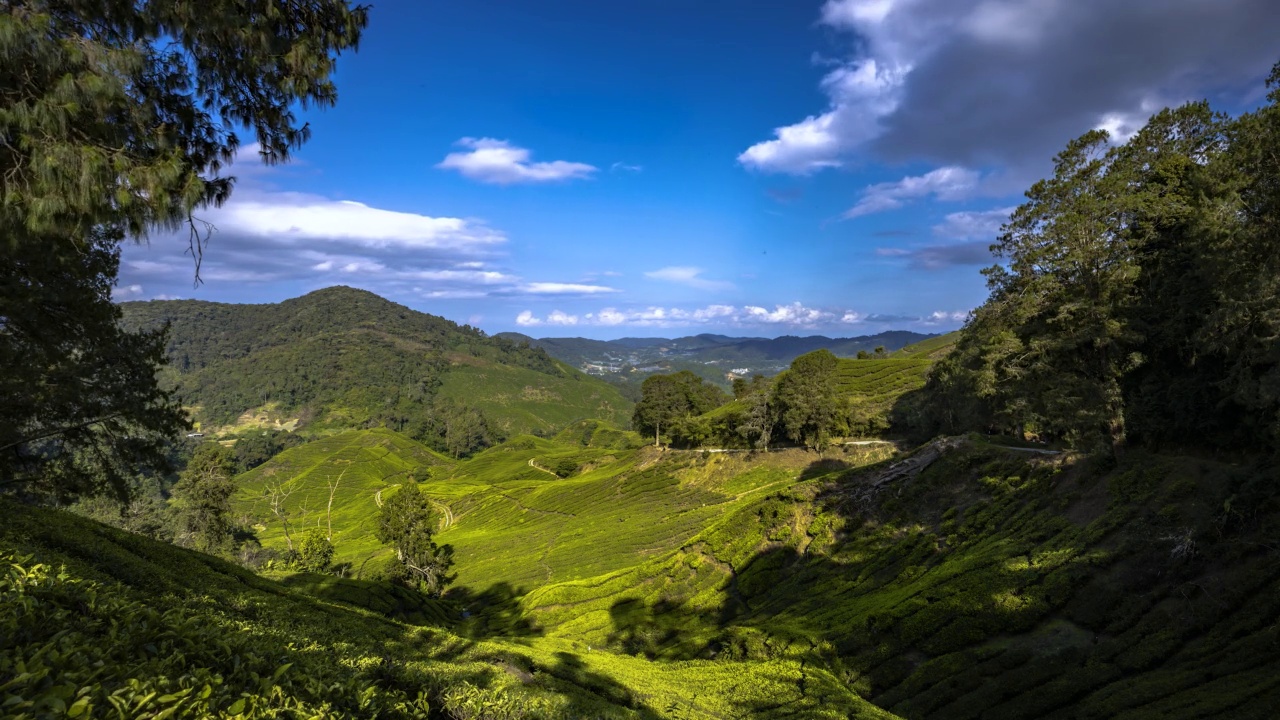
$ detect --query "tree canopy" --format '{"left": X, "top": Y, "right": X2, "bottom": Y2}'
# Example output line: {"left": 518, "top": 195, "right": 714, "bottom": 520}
{"left": 376, "top": 479, "right": 453, "bottom": 596}
{"left": 1, "top": 0, "right": 369, "bottom": 501}
{"left": 632, "top": 371, "right": 730, "bottom": 446}
{"left": 913, "top": 63, "right": 1280, "bottom": 456}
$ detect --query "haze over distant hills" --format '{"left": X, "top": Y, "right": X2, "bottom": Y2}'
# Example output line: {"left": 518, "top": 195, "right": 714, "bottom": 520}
{"left": 498, "top": 330, "right": 934, "bottom": 377}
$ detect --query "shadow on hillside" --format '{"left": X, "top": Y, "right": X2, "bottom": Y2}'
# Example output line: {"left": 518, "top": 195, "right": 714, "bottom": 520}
{"left": 446, "top": 581, "right": 542, "bottom": 639}
{"left": 587, "top": 449, "right": 1118, "bottom": 715}
{"left": 546, "top": 651, "right": 666, "bottom": 719}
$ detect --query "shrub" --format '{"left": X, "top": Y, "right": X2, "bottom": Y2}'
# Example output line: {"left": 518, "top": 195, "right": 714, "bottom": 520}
{"left": 296, "top": 528, "right": 335, "bottom": 573}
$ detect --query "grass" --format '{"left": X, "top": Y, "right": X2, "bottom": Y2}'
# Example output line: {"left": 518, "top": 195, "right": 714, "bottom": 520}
{"left": 234, "top": 428, "right": 454, "bottom": 569}
{"left": 438, "top": 359, "right": 633, "bottom": 436}
{"left": 892, "top": 331, "right": 960, "bottom": 360}
{"left": 514, "top": 440, "right": 1280, "bottom": 718}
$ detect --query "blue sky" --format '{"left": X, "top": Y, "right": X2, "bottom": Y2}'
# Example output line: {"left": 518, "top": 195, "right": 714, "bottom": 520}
{"left": 118, "top": 0, "right": 1280, "bottom": 339}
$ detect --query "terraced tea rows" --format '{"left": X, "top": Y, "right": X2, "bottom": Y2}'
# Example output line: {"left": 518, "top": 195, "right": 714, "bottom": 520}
{"left": 234, "top": 428, "right": 453, "bottom": 563}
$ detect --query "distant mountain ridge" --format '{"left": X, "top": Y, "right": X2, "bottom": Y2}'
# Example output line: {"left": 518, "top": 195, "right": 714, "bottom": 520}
{"left": 497, "top": 330, "right": 935, "bottom": 369}
{"left": 120, "top": 286, "right": 632, "bottom": 436}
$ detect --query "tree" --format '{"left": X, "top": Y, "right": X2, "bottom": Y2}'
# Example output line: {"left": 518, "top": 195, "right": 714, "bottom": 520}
{"left": 296, "top": 527, "right": 335, "bottom": 573}
{"left": 264, "top": 481, "right": 297, "bottom": 554}
{"left": 736, "top": 378, "right": 777, "bottom": 451}
{"left": 632, "top": 371, "right": 729, "bottom": 447}
{"left": 2, "top": 0, "right": 368, "bottom": 502}
{"left": 375, "top": 480, "right": 453, "bottom": 596}
{"left": 0, "top": 230, "right": 188, "bottom": 503}
{"left": 170, "top": 444, "right": 238, "bottom": 553}
{"left": 774, "top": 350, "right": 843, "bottom": 451}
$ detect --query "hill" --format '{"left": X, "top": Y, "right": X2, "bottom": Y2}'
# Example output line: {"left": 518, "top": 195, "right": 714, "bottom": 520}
{"left": 234, "top": 428, "right": 454, "bottom": 567}
{"left": 224, "top": 422, "right": 1280, "bottom": 717}
{"left": 120, "top": 286, "right": 632, "bottom": 437}
{"left": 498, "top": 330, "right": 936, "bottom": 381}
{"left": 4, "top": 494, "right": 896, "bottom": 718}
{"left": 517, "top": 440, "right": 1280, "bottom": 718}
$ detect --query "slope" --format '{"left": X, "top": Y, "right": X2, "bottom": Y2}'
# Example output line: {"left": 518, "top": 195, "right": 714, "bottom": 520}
{"left": 517, "top": 440, "right": 1280, "bottom": 719}
{"left": 2, "top": 494, "right": 901, "bottom": 719}
{"left": 120, "top": 286, "right": 632, "bottom": 436}
{"left": 233, "top": 428, "right": 453, "bottom": 567}
{"left": 9, "top": 497, "right": 887, "bottom": 719}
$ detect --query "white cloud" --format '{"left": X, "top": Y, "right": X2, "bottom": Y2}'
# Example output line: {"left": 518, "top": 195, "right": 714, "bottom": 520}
{"left": 741, "top": 0, "right": 1280, "bottom": 176}
{"left": 643, "top": 266, "right": 736, "bottom": 292}
{"left": 931, "top": 206, "right": 1015, "bottom": 239}
{"left": 219, "top": 192, "right": 505, "bottom": 250}
{"left": 520, "top": 282, "right": 619, "bottom": 295}
{"left": 844, "top": 166, "right": 980, "bottom": 218}
{"left": 120, "top": 182, "right": 620, "bottom": 301}
{"left": 437, "top": 138, "right": 597, "bottom": 185}
{"left": 610, "top": 162, "right": 644, "bottom": 173}
{"left": 518, "top": 302, "right": 890, "bottom": 330}
{"left": 112, "top": 284, "right": 145, "bottom": 301}
{"left": 547, "top": 310, "right": 579, "bottom": 326}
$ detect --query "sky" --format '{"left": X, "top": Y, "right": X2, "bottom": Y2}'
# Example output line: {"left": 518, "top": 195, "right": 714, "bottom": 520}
{"left": 117, "top": 0, "right": 1280, "bottom": 339}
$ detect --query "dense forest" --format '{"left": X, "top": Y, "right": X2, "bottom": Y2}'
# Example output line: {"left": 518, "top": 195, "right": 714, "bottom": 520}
{"left": 120, "top": 287, "right": 625, "bottom": 456}
{"left": 905, "top": 70, "right": 1280, "bottom": 462}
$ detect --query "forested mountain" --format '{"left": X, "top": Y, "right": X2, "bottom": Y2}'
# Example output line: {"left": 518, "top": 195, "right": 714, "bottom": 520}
{"left": 120, "top": 287, "right": 632, "bottom": 443}
{"left": 498, "top": 330, "right": 933, "bottom": 368}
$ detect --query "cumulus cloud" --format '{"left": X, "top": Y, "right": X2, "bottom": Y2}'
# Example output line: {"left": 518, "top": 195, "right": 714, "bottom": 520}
{"left": 437, "top": 138, "right": 597, "bottom": 185}
{"left": 513, "top": 302, "right": 964, "bottom": 331}
{"left": 643, "top": 266, "right": 736, "bottom": 292}
{"left": 118, "top": 185, "right": 616, "bottom": 301}
{"left": 219, "top": 192, "right": 505, "bottom": 250}
{"left": 522, "top": 304, "right": 974, "bottom": 331}
{"left": 844, "top": 166, "right": 980, "bottom": 218}
{"left": 741, "top": 0, "right": 1280, "bottom": 175}
{"left": 112, "top": 284, "right": 145, "bottom": 301}
{"left": 931, "top": 206, "right": 1015, "bottom": 240}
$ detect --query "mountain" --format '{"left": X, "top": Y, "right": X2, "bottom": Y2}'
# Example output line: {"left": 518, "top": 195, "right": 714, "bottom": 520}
{"left": 497, "top": 330, "right": 935, "bottom": 374}
{"left": 120, "top": 286, "right": 632, "bottom": 437}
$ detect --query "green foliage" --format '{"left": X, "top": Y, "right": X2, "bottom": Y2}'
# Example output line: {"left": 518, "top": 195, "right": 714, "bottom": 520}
{"left": 0, "top": 498, "right": 691, "bottom": 719}
{"left": 377, "top": 482, "right": 453, "bottom": 596}
{"left": 552, "top": 458, "right": 580, "bottom": 478}
{"left": 2, "top": 0, "right": 367, "bottom": 506}
{"left": 296, "top": 527, "right": 334, "bottom": 573}
{"left": 632, "top": 371, "right": 730, "bottom": 446}
{"left": 0, "top": 230, "right": 187, "bottom": 503}
{"left": 775, "top": 349, "right": 843, "bottom": 451}
{"left": 914, "top": 66, "right": 1280, "bottom": 456}
{"left": 170, "top": 444, "right": 238, "bottom": 553}
{"left": 519, "top": 444, "right": 1280, "bottom": 719}
{"left": 120, "top": 287, "right": 624, "bottom": 442}
{"left": 232, "top": 429, "right": 305, "bottom": 473}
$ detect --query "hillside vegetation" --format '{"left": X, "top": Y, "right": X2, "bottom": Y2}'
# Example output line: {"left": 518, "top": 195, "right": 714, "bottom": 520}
{"left": 121, "top": 287, "right": 632, "bottom": 438}
{"left": 515, "top": 440, "right": 1280, "bottom": 718}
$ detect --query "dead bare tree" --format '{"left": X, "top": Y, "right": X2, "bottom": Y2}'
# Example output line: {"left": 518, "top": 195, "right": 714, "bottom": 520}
{"left": 325, "top": 466, "right": 349, "bottom": 542}
{"left": 264, "top": 481, "right": 296, "bottom": 553}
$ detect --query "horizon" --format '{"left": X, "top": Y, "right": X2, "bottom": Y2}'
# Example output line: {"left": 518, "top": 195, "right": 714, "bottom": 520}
{"left": 113, "top": 0, "right": 1280, "bottom": 340}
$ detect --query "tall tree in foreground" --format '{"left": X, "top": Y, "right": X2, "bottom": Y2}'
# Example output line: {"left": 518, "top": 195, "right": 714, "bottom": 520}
{"left": 170, "top": 444, "right": 238, "bottom": 554}
{"left": 0, "top": 230, "right": 187, "bottom": 502}
{"left": 376, "top": 479, "right": 453, "bottom": 596}
{"left": 1, "top": 0, "right": 368, "bottom": 502}
{"left": 913, "top": 63, "right": 1280, "bottom": 456}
